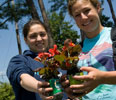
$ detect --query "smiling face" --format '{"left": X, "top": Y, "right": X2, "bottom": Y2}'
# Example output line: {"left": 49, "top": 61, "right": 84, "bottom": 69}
{"left": 24, "top": 24, "right": 48, "bottom": 53}
{"left": 71, "top": 0, "right": 103, "bottom": 38}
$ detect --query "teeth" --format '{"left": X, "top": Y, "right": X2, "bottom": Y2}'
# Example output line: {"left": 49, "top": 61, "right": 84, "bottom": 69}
{"left": 36, "top": 44, "right": 43, "bottom": 47}
{"left": 83, "top": 21, "right": 91, "bottom": 26}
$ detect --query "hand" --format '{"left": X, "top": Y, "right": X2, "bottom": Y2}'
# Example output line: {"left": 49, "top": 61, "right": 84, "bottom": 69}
{"left": 70, "top": 67, "right": 104, "bottom": 94}
{"left": 37, "top": 81, "right": 54, "bottom": 100}
{"left": 61, "top": 75, "right": 83, "bottom": 99}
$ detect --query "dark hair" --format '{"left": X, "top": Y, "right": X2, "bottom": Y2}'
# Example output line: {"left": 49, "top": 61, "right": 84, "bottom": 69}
{"left": 23, "top": 19, "right": 47, "bottom": 38}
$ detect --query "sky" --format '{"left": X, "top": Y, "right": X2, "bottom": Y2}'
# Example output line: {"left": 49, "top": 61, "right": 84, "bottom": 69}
{"left": 0, "top": 0, "right": 116, "bottom": 82}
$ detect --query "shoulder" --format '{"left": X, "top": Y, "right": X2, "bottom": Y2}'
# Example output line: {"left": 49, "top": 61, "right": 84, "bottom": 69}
{"left": 9, "top": 54, "right": 27, "bottom": 64}
{"left": 104, "top": 27, "right": 112, "bottom": 32}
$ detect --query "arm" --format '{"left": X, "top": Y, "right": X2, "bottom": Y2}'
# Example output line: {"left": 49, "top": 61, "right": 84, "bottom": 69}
{"left": 70, "top": 67, "right": 116, "bottom": 95}
{"left": 20, "top": 73, "right": 42, "bottom": 92}
{"left": 20, "top": 73, "right": 53, "bottom": 100}
{"left": 100, "top": 71, "right": 116, "bottom": 84}
{"left": 61, "top": 67, "right": 116, "bottom": 99}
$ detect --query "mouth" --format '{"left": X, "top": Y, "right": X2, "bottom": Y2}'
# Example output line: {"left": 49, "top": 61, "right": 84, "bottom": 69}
{"left": 36, "top": 44, "right": 44, "bottom": 48}
{"left": 82, "top": 20, "right": 92, "bottom": 26}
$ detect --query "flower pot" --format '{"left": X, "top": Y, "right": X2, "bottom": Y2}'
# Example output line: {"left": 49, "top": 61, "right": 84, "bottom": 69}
{"left": 69, "top": 72, "right": 83, "bottom": 85}
{"left": 67, "top": 66, "right": 84, "bottom": 85}
{"left": 49, "top": 78, "right": 63, "bottom": 100}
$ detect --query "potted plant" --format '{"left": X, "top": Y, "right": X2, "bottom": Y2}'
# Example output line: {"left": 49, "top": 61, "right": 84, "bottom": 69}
{"left": 34, "top": 45, "right": 63, "bottom": 100}
{"left": 34, "top": 39, "right": 84, "bottom": 99}
{"left": 54, "top": 39, "right": 83, "bottom": 85}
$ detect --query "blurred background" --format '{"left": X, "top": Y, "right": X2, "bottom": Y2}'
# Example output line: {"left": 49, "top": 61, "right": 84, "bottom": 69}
{"left": 0, "top": 0, "right": 116, "bottom": 99}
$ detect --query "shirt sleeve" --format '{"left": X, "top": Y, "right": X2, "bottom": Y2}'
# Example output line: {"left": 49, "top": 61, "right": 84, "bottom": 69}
{"left": 6, "top": 55, "right": 32, "bottom": 87}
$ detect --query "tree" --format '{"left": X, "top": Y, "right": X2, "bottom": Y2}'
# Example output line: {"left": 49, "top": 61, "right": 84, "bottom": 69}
{"left": 0, "top": 0, "right": 31, "bottom": 54}
{"left": 107, "top": 0, "right": 116, "bottom": 26}
{"left": 11, "top": 0, "right": 22, "bottom": 54}
{"left": 38, "top": 0, "right": 54, "bottom": 48}
{"left": 49, "top": 12, "right": 79, "bottom": 49}
{"left": 25, "top": 0, "right": 40, "bottom": 20}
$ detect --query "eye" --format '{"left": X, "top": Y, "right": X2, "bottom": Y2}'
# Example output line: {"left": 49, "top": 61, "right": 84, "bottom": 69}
{"left": 75, "top": 13, "right": 80, "bottom": 18}
{"left": 84, "top": 9, "right": 90, "bottom": 14}
{"left": 40, "top": 32, "right": 47, "bottom": 37}
{"left": 29, "top": 34, "right": 37, "bottom": 39}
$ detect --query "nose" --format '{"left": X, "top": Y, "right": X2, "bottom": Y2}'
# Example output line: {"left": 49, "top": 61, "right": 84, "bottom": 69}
{"left": 37, "top": 35, "right": 42, "bottom": 41}
{"left": 81, "top": 12, "right": 88, "bottom": 19}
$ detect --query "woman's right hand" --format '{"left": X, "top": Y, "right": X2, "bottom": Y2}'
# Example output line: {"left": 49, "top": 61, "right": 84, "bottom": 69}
{"left": 60, "top": 75, "right": 77, "bottom": 99}
{"left": 37, "top": 81, "right": 54, "bottom": 100}
{"left": 20, "top": 73, "right": 54, "bottom": 100}
{"left": 61, "top": 74, "right": 86, "bottom": 99}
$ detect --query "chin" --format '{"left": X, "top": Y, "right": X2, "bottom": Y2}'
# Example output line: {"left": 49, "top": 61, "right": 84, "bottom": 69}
{"left": 38, "top": 49, "right": 46, "bottom": 53}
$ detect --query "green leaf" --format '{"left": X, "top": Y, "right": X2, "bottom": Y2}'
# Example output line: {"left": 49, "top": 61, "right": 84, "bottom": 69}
{"left": 54, "top": 55, "right": 66, "bottom": 64}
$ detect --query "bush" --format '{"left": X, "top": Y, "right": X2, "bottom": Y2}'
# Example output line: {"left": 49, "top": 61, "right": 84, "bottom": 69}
{"left": 0, "top": 82, "right": 15, "bottom": 100}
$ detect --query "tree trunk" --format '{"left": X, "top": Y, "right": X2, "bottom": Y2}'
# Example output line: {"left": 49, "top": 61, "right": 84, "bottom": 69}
{"left": 38, "top": 0, "right": 54, "bottom": 48}
{"left": 107, "top": 0, "right": 116, "bottom": 26}
{"left": 25, "top": 0, "right": 41, "bottom": 21}
{"left": 11, "top": 0, "right": 22, "bottom": 54}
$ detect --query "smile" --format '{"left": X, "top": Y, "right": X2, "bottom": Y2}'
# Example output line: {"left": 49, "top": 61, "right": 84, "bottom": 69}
{"left": 83, "top": 20, "right": 92, "bottom": 26}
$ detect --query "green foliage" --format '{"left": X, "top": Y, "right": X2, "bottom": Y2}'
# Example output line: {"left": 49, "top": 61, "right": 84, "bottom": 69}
{"left": 49, "top": 12, "right": 79, "bottom": 49}
{"left": 0, "top": 82, "right": 15, "bottom": 100}
{"left": 0, "top": 0, "right": 31, "bottom": 29}
{"left": 100, "top": 14, "right": 114, "bottom": 27}
{"left": 49, "top": 0, "right": 68, "bottom": 13}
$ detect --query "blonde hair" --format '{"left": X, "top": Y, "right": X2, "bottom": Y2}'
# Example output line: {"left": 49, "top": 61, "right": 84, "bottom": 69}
{"left": 68, "top": 0, "right": 101, "bottom": 16}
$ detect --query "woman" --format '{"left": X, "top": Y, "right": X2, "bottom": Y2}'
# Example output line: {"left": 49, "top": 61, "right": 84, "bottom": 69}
{"left": 7, "top": 19, "right": 54, "bottom": 100}
{"left": 61, "top": 0, "right": 116, "bottom": 100}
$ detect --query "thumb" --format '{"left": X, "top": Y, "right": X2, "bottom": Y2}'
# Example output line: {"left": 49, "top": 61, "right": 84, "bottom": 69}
{"left": 80, "top": 67, "right": 96, "bottom": 72}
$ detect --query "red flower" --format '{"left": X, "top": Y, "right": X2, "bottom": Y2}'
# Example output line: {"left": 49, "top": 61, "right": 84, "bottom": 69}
{"left": 49, "top": 45, "right": 60, "bottom": 56}
{"left": 62, "top": 46, "right": 67, "bottom": 51}
{"left": 66, "top": 61, "right": 71, "bottom": 67}
{"left": 38, "top": 52, "right": 51, "bottom": 60}
{"left": 69, "top": 42, "right": 75, "bottom": 47}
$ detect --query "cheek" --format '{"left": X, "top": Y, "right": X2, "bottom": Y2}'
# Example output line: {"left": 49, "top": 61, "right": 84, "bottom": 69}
{"left": 29, "top": 40, "right": 35, "bottom": 44}
{"left": 75, "top": 20, "right": 81, "bottom": 27}
{"left": 74, "top": 17, "right": 80, "bottom": 24}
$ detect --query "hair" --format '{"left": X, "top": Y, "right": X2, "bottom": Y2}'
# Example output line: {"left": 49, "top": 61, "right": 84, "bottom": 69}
{"left": 23, "top": 19, "right": 47, "bottom": 38}
{"left": 68, "top": 0, "right": 101, "bottom": 16}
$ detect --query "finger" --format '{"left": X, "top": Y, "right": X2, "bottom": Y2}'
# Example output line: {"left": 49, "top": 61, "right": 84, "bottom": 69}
{"left": 70, "top": 84, "right": 85, "bottom": 89}
{"left": 38, "top": 87, "right": 53, "bottom": 95}
{"left": 73, "top": 75, "right": 93, "bottom": 81}
{"left": 72, "top": 87, "right": 90, "bottom": 96}
{"left": 40, "top": 94, "right": 54, "bottom": 100}
{"left": 61, "top": 80, "right": 70, "bottom": 88}
{"left": 80, "top": 67, "right": 96, "bottom": 72}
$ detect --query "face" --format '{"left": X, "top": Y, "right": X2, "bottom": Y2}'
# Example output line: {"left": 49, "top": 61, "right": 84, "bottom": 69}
{"left": 24, "top": 24, "right": 48, "bottom": 53}
{"left": 72, "top": 0, "right": 103, "bottom": 38}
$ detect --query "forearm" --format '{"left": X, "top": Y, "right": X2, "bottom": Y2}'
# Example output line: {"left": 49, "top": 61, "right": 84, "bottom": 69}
{"left": 101, "top": 71, "right": 116, "bottom": 84}
{"left": 20, "top": 73, "right": 39, "bottom": 93}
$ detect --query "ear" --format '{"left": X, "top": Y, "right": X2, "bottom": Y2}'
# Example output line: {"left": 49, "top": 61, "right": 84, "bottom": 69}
{"left": 96, "top": 3, "right": 101, "bottom": 13}
{"left": 24, "top": 37, "right": 27, "bottom": 44}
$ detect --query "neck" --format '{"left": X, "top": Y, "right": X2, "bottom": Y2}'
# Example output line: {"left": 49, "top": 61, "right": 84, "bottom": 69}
{"left": 85, "top": 25, "right": 104, "bottom": 39}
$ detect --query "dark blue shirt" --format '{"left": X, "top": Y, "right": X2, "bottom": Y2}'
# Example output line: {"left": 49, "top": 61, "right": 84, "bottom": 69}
{"left": 7, "top": 50, "right": 67, "bottom": 100}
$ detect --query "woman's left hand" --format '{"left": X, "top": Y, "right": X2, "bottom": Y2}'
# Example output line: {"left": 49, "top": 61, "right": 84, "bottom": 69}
{"left": 70, "top": 67, "right": 104, "bottom": 94}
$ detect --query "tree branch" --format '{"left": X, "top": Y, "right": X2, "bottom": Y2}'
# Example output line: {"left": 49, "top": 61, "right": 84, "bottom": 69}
{"left": 0, "top": 0, "right": 12, "bottom": 8}
{"left": 0, "top": 17, "right": 11, "bottom": 26}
